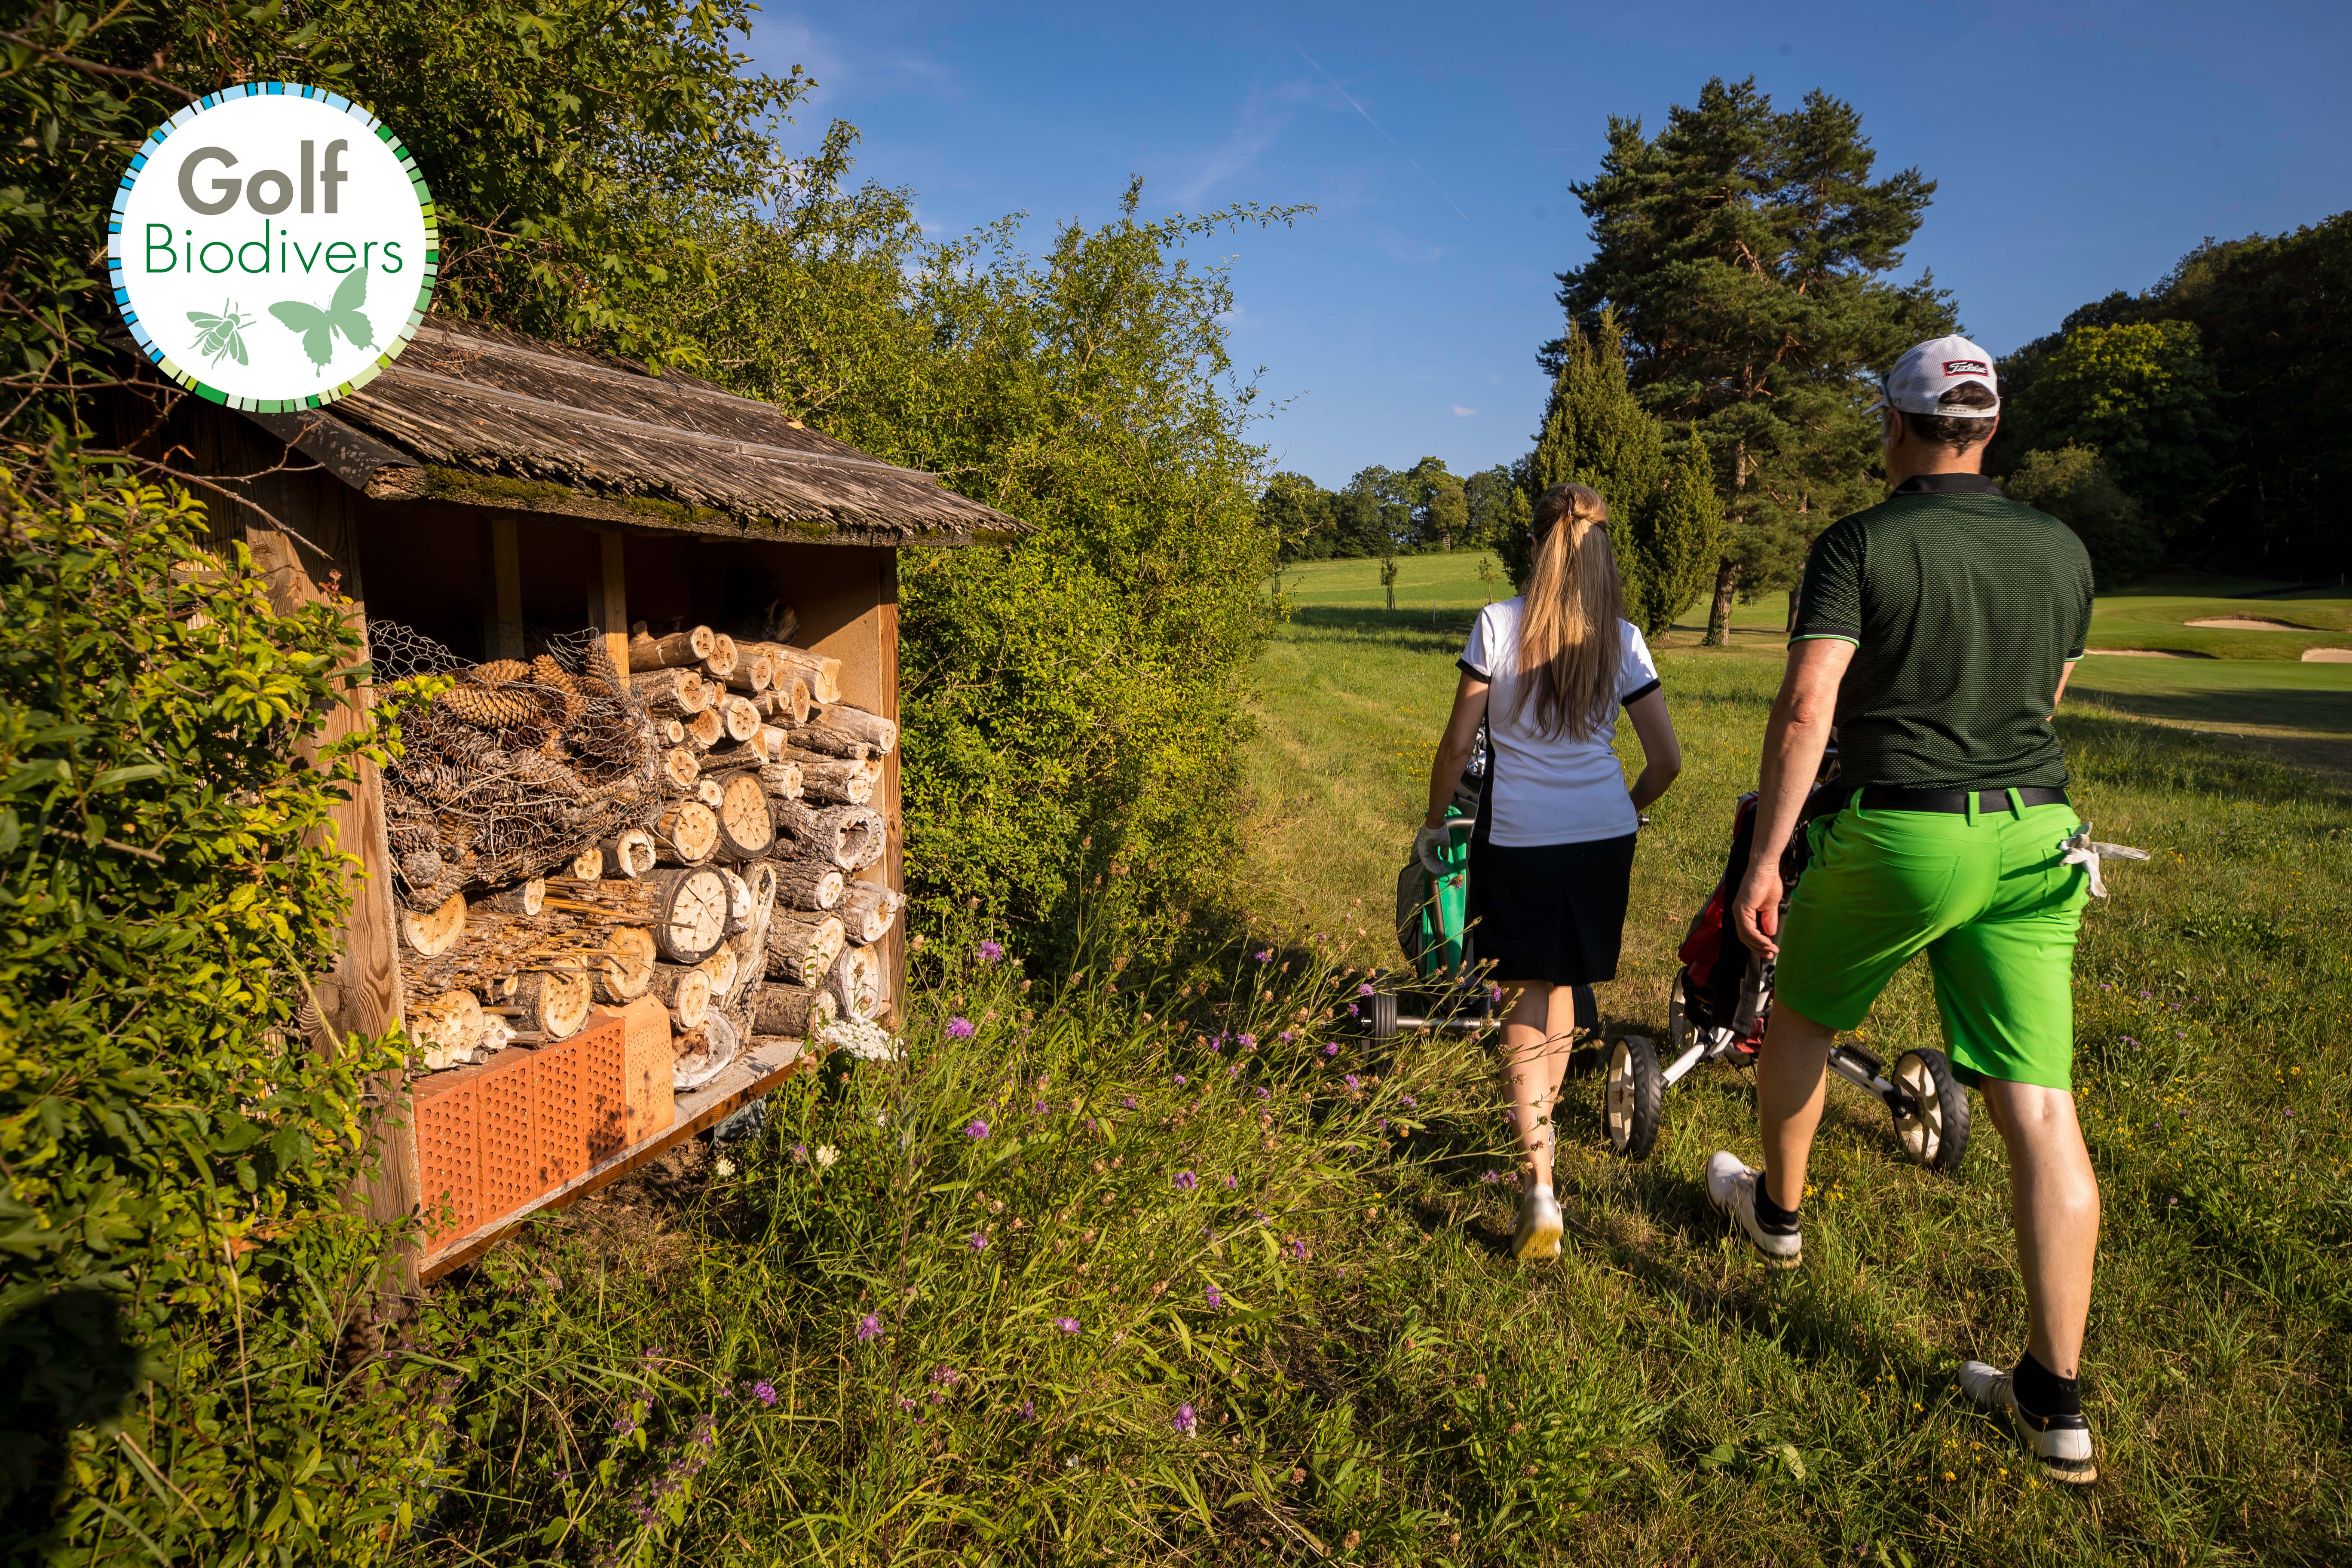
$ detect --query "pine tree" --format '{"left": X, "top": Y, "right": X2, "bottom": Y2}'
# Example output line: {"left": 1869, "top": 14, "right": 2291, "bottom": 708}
{"left": 1548, "top": 77, "right": 1954, "bottom": 643}
{"left": 1507, "top": 308, "right": 1665, "bottom": 606}
{"left": 1633, "top": 431, "right": 1726, "bottom": 634}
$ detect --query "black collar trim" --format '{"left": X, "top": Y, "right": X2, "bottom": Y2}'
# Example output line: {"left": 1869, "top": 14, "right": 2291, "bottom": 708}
{"left": 1893, "top": 472, "right": 2003, "bottom": 496}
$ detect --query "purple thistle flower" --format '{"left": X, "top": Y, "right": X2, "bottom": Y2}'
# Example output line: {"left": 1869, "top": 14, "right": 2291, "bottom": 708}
{"left": 1240, "top": 1032, "right": 1258, "bottom": 1048}
{"left": 1324, "top": 1042, "right": 1341, "bottom": 1057}
{"left": 1256, "top": 949, "right": 1272, "bottom": 962}
{"left": 1345, "top": 1073, "right": 1361, "bottom": 1090}
{"left": 1400, "top": 1095, "right": 1416, "bottom": 1108}
{"left": 1205, "top": 1284, "right": 1225, "bottom": 1308}
{"left": 857, "top": 1313, "right": 882, "bottom": 1342}
{"left": 1279, "top": 1030, "right": 1295, "bottom": 1043}
{"left": 1174, "top": 1074, "right": 1188, "bottom": 1086}
{"left": 1034, "top": 1099, "right": 1047, "bottom": 1114}
{"left": 1229, "top": 1063, "right": 1241, "bottom": 1077}
{"left": 753, "top": 1380, "right": 778, "bottom": 1406}
{"left": 979, "top": 940, "right": 1005, "bottom": 962}
{"left": 969, "top": 1231, "right": 989, "bottom": 1253}
{"left": 1286, "top": 1239, "right": 1308, "bottom": 1260}
{"left": 967, "top": 1118, "right": 991, "bottom": 1139}
{"left": 1173, "top": 1170, "right": 1199, "bottom": 1191}
{"left": 1480, "top": 1170, "right": 1504, "bottom": 1184}
{"left": 947, "top": 1016, "right": 976, "bottom": 1039}
{"left": 1054, "top": 1316, "right": 1081, "bottom": 1334}
{"left": 1123, "top": 1095, "right": 1139, "bottom": 1109}
{"left": 1222, "top": 1173, "right": 1237, "bottom": 1188}
{"left": 1173, "top": 1403, "right": 1198, "bottom": 1436}
{"left": 1020, "top": 1398, "right": 1037, "bottom": 1420}
{"left": 1358, "top": 983, "right": 1375, "bottom": 997}
{"left": 1255, "top": 1087, "right": 1269, "bottom": 1099}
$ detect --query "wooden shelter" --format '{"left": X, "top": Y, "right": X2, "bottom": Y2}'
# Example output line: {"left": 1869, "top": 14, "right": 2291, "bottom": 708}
{"left": 144, "top": 318, "right": 1027, "bottom": 1281}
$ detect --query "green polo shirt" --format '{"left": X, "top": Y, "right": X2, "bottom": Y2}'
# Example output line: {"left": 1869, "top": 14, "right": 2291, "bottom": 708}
{"left": 1791, "top": 472, "right": 2095, "bottom": 791}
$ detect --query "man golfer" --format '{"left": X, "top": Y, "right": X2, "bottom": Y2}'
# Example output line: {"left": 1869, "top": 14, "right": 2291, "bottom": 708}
{"left": 1704, "top": 335, "right": 2103, "bottom": 1484}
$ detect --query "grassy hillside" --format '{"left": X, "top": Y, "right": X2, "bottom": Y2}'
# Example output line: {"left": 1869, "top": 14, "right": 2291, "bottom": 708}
{"left": 1239, "top": 557, "right": 2352, "bottom": 1564}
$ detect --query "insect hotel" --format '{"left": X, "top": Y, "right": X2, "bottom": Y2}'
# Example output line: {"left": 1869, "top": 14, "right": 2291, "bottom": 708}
{"left": 151, "top": 319, "right": 1026, "bottom": 1281}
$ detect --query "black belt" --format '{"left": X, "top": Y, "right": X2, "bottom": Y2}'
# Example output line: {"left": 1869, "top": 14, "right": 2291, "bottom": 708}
{"left": 1858, "top": 785, "right": 2069, "bottom": 814}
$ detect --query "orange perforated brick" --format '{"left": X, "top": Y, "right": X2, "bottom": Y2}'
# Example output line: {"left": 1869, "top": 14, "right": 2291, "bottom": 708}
{"left": 412, "top": 1066, "right": 482, "bottom": 1248}
{"left": 601, "top": 998, "right": 675, "bottom": 1148}
{"left": 474, "top": 1048, "right": 542, "bottom": 1219}
{"left": 575, "top": 1012, "right": 629, "bottom": 1165}
{"left": 526, "top": 1035, "right": 589, "bottom": 1190}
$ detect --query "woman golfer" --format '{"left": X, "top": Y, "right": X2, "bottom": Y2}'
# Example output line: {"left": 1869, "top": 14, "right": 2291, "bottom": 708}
{"left": 1420, "top": 482, "right": 1682, "bottom": 1259}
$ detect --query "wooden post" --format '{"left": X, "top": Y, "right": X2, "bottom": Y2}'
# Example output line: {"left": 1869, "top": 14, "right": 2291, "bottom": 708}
{"left": 490, "top": 516, "right": 524, "bottom": 660}
{"left": 598, "top": 532, "right": 631, "bottom": 678}
{"left": 233, "top": 459, "right": 418, "bottom": 1289}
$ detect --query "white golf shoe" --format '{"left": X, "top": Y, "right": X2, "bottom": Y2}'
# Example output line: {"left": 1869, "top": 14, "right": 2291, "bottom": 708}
{"left": 1958, "top": 1359, "right": 2098, "bottom": 1484}
{"left": 1512, "top": 1184, "right": 1563, "bottom": 1261}
{"left": 1703, "top": 1152, "right": 1802, "bottom": 1270}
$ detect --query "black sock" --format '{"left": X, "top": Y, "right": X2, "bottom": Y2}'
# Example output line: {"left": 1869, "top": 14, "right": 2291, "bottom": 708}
{"left": 2011, "top": 1351, "right": 2080, "bottom": 1419}
{"left": 1753, "top": 1173, "right": 1801, "bottom": 1234}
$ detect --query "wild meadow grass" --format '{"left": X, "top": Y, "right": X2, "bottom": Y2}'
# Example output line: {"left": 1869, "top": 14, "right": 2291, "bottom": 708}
{"left": 398, "top": 578, "right": 2350, "bottom": 1566}
{"left": 1234, "top": 589, "right": 2352, "bottom": 1565}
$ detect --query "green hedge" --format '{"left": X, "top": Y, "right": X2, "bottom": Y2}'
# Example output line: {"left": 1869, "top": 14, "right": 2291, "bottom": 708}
{"left": 0, "top": 456, "right": 446, "bottom": 1562}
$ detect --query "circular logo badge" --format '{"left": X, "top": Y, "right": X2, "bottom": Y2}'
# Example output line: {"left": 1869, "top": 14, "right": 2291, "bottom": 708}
{"left": 109, "top": 83, "right": 438, "bottom": 410}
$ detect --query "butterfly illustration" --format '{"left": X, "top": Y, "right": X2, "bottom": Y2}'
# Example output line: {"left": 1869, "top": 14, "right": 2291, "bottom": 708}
{"left": 270, "top": 266, "right": 376, "bottom": 370}
{"left": 186, "top": 300, "right": 254, "bottom": 365}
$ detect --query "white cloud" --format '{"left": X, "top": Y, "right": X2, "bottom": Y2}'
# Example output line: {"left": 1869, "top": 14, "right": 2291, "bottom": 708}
{"left": 1452, "top": 404, "right": 1479, "bottom": 418}
{"left": 1175, "top": 83, "right": 1302, "bottom": 206}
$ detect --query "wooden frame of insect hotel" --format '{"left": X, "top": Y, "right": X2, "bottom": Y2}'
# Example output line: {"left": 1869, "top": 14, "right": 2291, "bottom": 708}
{"left": 132, "top": 320, "right": 1029, "bottom": 1283}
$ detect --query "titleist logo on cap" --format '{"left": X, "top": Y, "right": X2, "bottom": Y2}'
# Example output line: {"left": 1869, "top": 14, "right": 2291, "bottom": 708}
{"left": 1942, "top": 358, "right": 1990, "bottom": 376}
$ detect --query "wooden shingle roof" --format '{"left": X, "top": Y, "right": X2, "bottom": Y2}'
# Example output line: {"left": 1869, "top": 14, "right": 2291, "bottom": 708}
{"left": 245, "top": 319, "right": 1027, "bottom": 548}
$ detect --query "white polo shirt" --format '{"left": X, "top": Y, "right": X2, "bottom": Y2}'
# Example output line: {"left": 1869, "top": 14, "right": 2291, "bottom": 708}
{"left": 1459, "top": 598, "right": 1660, "bottom": 848}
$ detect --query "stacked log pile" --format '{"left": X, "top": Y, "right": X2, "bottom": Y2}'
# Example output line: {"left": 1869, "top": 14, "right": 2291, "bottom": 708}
{"left": 381, "top": 619, "right": 903, "bottom": 1082}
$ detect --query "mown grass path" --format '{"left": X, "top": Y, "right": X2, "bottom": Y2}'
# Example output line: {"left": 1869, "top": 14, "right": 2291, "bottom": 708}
{"left": 1242, "top": 554, "right": 2352, "bottom": 1564}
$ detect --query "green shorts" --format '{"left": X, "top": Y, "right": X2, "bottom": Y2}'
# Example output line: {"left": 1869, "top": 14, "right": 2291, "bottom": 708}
{"left": 1773, "top": 798, "right": 2090, "bottom": 1090}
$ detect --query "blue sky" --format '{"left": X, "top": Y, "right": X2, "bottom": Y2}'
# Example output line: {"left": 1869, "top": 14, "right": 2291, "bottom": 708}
{"left": 749, "top": 2, "right": 2350, "bottom": 489}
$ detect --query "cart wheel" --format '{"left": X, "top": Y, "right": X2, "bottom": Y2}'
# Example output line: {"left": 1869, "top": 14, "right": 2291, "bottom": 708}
{"left": 1366, "top": 991, "right": 1400, "bottom": 1042}
{"left": 1890, "top": 1048, "right": 1970, "bottom": 1172}
{"left": 1604, "top": 1035, "right": 1664, "bottom": 1160}
{"left": 1669, "top": 974, "right": 1694, "bottom": 1057}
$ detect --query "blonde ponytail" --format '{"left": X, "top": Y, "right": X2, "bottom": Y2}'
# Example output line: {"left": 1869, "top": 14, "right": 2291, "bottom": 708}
{"left": 1511, "top": 483, "right": 1626, "bottom": 741}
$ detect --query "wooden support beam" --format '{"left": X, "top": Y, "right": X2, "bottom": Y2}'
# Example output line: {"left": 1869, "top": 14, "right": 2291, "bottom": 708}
{"left": 489, "top": 515, "right": 524, "bottom": 659}
{"left": 228, "top": 447, "right": 417, "bottom": 1292}
{"left": 597, "top": 530, "right": 630, "bottom": 677}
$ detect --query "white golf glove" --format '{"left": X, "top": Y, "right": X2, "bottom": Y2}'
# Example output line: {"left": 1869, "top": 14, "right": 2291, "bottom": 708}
{"left": 2058, "top": 823, "right": 2150, "bottom": 899}
{"left": 1414, "top": 823, "right": 1455, "bottom": 875}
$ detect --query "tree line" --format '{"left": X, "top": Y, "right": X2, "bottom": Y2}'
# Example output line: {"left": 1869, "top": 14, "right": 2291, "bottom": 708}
{"left": 1267, "top": 74, "right": 2350, "bottom": 637}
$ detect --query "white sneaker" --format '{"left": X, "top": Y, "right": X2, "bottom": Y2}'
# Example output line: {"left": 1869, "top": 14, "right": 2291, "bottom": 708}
{"left": 1958, "top": 1360, "right": 2098, "bottom": 1484}
{"left": 1703, "top": 1152, "right": 1802, "bottom": 1270}
{"left": 1512, "top": 1185, "right": 1563, "bottom": 1261}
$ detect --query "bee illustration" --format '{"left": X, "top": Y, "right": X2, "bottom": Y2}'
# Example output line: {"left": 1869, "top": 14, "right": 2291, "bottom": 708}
{"left": 187, "top": 300, "right": 254, "bottom": 366}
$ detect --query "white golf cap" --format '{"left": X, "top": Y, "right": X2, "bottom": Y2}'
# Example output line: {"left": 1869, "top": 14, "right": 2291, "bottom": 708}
{"left": 1873, "top": 334, "right": 1999, "bottom": 418}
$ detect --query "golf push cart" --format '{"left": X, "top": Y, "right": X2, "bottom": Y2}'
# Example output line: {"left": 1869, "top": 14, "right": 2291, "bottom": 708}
{"left": 1613, "top": 770, "right": 1971, "bottom": 1170}
{"left": 1368, "top": 735, "right": 1977, "bottom": 1175}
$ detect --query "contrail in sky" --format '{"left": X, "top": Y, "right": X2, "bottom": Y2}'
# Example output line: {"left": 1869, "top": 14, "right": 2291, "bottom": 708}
{"left": 1293, "top": 45, "right": 1470, "bottom": 222}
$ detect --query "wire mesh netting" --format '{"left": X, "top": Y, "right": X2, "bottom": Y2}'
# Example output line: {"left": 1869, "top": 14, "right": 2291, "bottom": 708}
{"left": 370, "top": 621, "right": 658, "bottom": 906}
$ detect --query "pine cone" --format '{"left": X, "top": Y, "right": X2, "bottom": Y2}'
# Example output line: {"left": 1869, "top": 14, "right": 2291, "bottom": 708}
{"left": 437, "top": 684, "right": 539, "bottom": 729}
{"left": 471, "top": 659, "right": 530, "bottom": 687}
{"left": 529, "top": 655, "right": 576, "bottom": 691}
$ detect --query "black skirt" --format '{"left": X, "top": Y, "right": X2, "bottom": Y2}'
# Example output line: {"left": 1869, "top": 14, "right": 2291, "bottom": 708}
{"left": 1467, "top": 833, "right": 1639, "bottom": 986}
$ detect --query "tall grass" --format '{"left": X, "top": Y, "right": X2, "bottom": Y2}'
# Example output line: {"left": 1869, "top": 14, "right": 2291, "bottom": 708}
{"left": 403, "top": 924, "right": 1656, "bottom": 1565}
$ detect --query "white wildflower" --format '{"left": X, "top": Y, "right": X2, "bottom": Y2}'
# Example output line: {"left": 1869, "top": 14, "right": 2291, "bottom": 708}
{"left": 814, "top": 1144, "right": 839, "bottom": 1168}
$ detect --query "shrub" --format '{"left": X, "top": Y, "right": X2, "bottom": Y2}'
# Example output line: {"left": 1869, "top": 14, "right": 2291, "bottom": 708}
{"left": 0, "top": 455, "right": 446, "bottom": 1562}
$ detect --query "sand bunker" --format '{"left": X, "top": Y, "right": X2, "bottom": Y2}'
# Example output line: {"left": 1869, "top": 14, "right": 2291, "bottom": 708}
{"left": 2187, "top": 616, "right": 2317, "bottom": 631}
{"left": 2084, "top": 648, "right": 2209, "bottom": 658}
{"left": 2302, "top": 647, "right": 2352, "bottom": 663}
